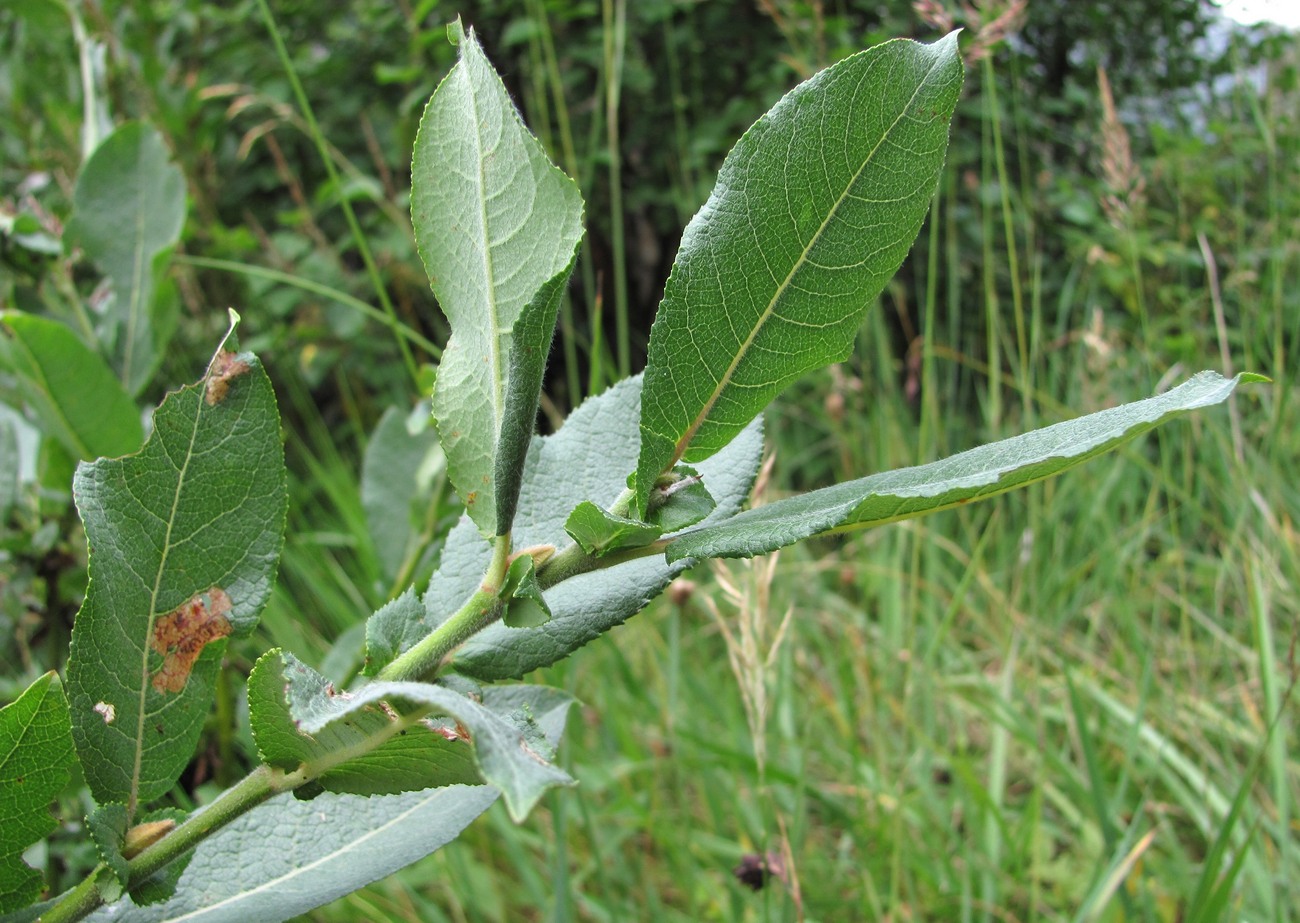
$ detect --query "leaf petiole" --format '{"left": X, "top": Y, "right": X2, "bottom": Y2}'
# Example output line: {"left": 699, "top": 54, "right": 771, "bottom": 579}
{"left": 42, "top": 764, "right": 305, "bottom": 923}
{"left": 376, "top": 535, "right": 513, "bottom": 682}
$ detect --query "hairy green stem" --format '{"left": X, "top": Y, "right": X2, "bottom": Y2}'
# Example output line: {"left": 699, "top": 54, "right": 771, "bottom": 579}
{"left": 41, "top": 765, "right": 303, "bottom": 923}
{"left": 40, "top": 528, "right": 589, "bottom": 923}
{"left": 376, "top": 536, "right": 513, "bottom": 682}
{"left": 538, "top": 534, "right": 668, "bottom": 590}
{"left": 376, "top": 586, "right": 504, "bottom": 682}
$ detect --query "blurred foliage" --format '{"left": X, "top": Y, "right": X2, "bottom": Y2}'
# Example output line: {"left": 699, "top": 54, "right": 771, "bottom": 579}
{"left": 7, "top": 0, "right": 1282, "bottom": 409}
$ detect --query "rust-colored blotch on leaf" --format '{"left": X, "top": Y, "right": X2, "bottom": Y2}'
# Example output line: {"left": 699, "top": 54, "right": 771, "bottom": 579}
{"left": 205, "top": 349, "right": 251, "bottom": 405}
{"left": 150, "top": 587, "right": 234, "bottom": 693}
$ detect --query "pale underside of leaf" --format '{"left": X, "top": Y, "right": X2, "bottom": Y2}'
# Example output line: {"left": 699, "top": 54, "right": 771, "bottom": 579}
{"left": 450, "top": 377, "right": 764, "bottom": 679}
{"left": 89, "top": 688, "right": 572, "bottom": 923}
{"left": 411, "top": 24, "right": 583, "bottom": 536}
{"left": 666, "top": 371, "right": 1253, "bottom": 561}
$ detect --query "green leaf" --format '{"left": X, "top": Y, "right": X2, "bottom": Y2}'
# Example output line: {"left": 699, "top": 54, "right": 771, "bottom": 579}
{"left": 63, "top": 122, "right": 186, "bottom": 395}
{"left": 0, "top": 672, "right": 75, "bottom": 914}
{"left": 248, "top": 650, "right": 480, "bottom": 798}
{"left": 645, "top": 468, "right": 715, "bottom": 532}
{"left": 411, "top": 20, "right": 584, "bottom": 537}
{"left": 249, "top": 650, "right": 571, "bottom": 821}
{"left": 633, "top": 32, "right": 963, "bottom": 514}
{"left": 89, "top": 688, "right": 570, "bottom": 923}
{"left": 86, "top": 804, "right": 131, "bottom": 902}
{"left": 360, "top": 405, "right": 443, "bottom": 584}
{"left": 499, "top": 554, "right": 550, "bottom": 628}
{"left": 450, "top": 376, "right": 764, "bottom": 681}
{"left": 493, "top": 252, "right": 578, "bottom": 537}
{"left": 667, "top": 372, "right": 1259, "bottom": 562}
{"left": 564, "top": 501, "right": 663, "bottom": 556}
{"left": 65, "top": 338, "right": 288, "bottom": 816}
{"left": 0, "top": 312, "right": 144, "bottom": 461}
{"left": 362, "top": 588, "right": 428, "bottom": 678}
{"left": 0, "top": 416, "right": 18, "bottom": 521}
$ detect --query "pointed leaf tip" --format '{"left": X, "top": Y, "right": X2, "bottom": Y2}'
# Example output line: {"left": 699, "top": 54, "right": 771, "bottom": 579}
{"left": 413, "top": 23, "right": 583, "bottom": 537}
{"left": 633, "top": 32, "right": 963, "bottom": 514}
{"left": 666, "top": 371, "right": 1252, "bottom": 562}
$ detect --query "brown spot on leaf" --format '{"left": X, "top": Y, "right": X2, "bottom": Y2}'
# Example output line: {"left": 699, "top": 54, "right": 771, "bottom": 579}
{"left": 150, "top": 587, "right": 234, "bottom": 693}
{"left": 205, "top": 350, "right": 252, "bottom": 405}
{"left": 428, "top": 719, "right": 471, "bottom": 743}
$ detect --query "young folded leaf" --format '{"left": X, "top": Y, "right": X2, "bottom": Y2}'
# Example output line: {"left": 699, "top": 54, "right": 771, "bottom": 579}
{"left": 634, "top": 32, "right": 963, "bottom": 515}
{"left": 499, "top": 554, "right": 552, "bottom": 628}
{"left": 250, "top": 650, "right": 572, "bottom": 821}
{"left": 666, "top": 372, "right": 1260, "bottom": 561}
{"left": 411, "top": 20, "right": 584, "bottom": 538}
{"left": 65, "top": 332, "right": 287, "bottom": 817}
{"left": 248, "top": 650, "right": 481, "bottom": 797}
{"left": 565, "top": 500, "right": 663, "bottom": 557}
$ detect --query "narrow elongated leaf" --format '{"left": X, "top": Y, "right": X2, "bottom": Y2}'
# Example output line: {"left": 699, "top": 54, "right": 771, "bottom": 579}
{"left": 247, "top": 650, "right": 480, "bottom": 797}
{"left": 0, "top": 672, "right": 74, "bottom": 914}
{"left": 65, "top": 341, "right": 288, "bottom": 816}
{"left": 634, "top": 32, "right": 963, "bottom": 514}
{"left": 493, "top": 252, "right": 577, "bottom": 536}
{"left": 0, "top": 416, "right": 17, "bottom": 521}
{"left": 411, "top": 21, "right": 583, "bottom": 537}
{"left": 90, "top": 688, "right": 572, "bottom": 923}
{"left": 0, "top": 312, "right": 143, "bottom": 461}
{"left": 667, "top": 372, "right": 1259, "bottom": 562}
{"left": 63, "top": 122, "right": 185, "bottom": 395}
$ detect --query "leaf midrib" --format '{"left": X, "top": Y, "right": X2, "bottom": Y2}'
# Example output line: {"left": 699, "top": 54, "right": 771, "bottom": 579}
{"left": 130, "top": 391, "right": 203, "bottom": 817}
{"left": 671, "top": 49, "right": 948, "bottom": 465}
{"left": 467, "top": 60, "right": 507, "bottom": 432}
